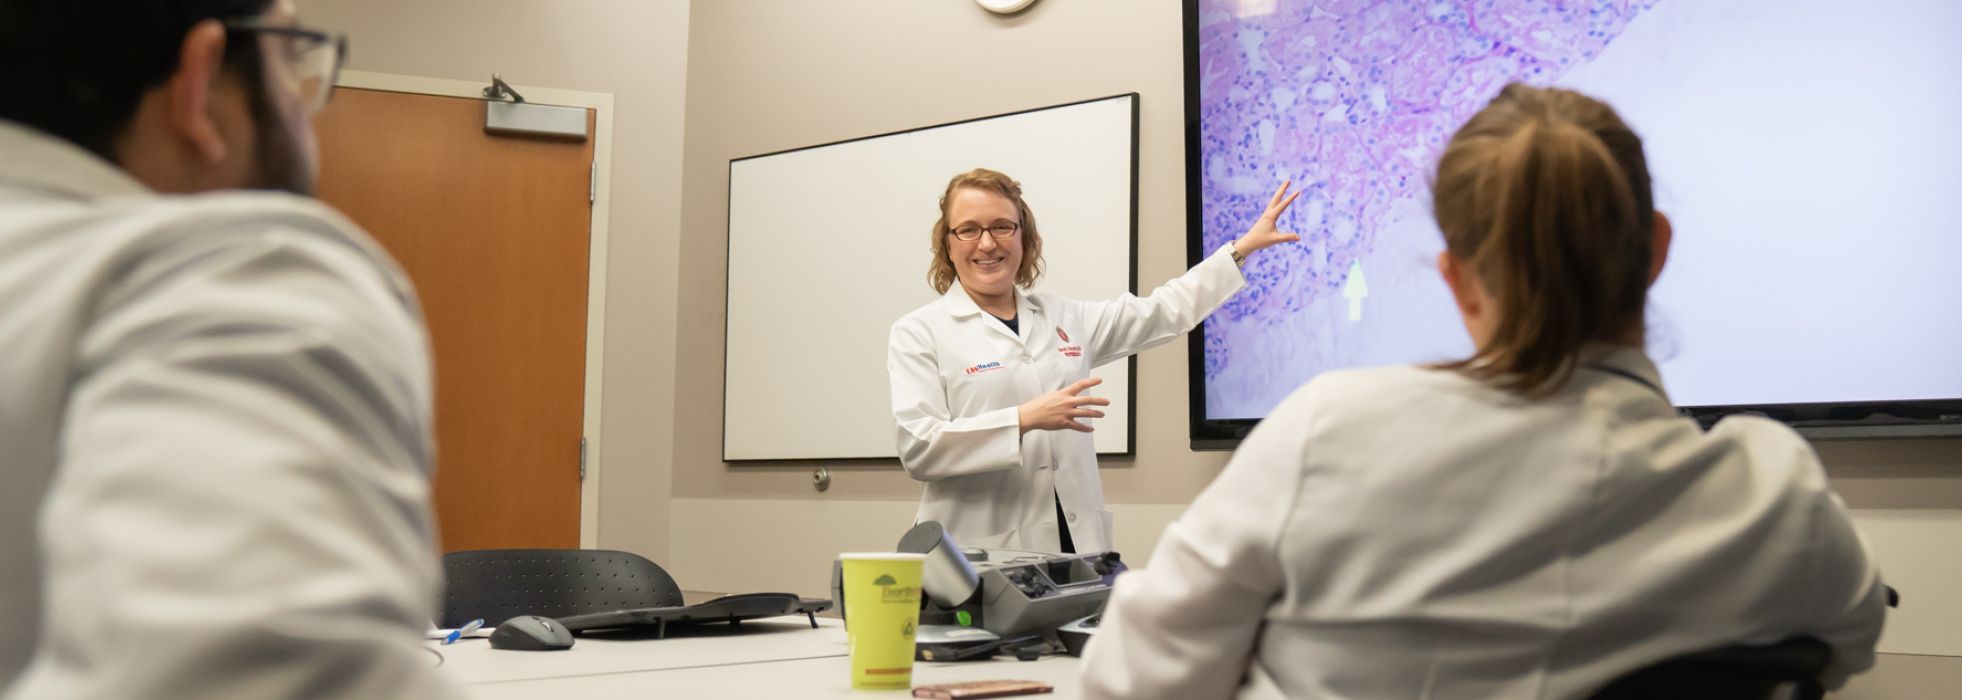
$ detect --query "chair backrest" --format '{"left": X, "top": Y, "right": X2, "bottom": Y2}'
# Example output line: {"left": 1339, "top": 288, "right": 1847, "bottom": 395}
{"left": 441, "top": 549, "right": 685, "bottom": 627}
{"left": 1588, "top": 636, "right": 1832, "bottom": 700}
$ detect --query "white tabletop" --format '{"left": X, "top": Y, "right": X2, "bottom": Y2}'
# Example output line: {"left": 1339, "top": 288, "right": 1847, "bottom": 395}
{"left": 432, "top": 617, "right": 842, "bottom": 684}
{"left": 457, "top": 654, "right": 1082, "bottom": 699}
{"left": 429, "top": 616, "right": 1084, "bottom": 699}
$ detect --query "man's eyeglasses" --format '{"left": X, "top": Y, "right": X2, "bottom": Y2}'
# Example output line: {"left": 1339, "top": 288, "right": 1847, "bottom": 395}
{"left": 223, "top": 20, "right": 348, "bottom": 114}
{"left": 950, "top": 222, "right": 1020, "bottom": 241}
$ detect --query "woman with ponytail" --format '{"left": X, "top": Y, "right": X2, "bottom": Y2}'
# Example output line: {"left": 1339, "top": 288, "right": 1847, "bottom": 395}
{"left": 1081, "top": 85, "right": 1886, "bottom": 699}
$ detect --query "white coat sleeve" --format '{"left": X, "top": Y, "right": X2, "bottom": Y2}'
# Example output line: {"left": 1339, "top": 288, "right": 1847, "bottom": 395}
{"left": 1080, "top": 391, "right": 1307, "bottom": 699}
{"left": 1082, "top": 244, "right": 1246, "bottom": 367}
{"left": 888, "top": 319, "right": 1021, "bottom": 481}
{"left": 15, "top": 220, "right": 459, "bottom": 699}
{"left": 1803, "top": 487, "right": 1888, "bottom": 690}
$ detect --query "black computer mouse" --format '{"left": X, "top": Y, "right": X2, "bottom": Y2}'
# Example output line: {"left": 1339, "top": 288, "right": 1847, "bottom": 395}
{"left": 488, "top": 615, "right": 575, "bottom": 651}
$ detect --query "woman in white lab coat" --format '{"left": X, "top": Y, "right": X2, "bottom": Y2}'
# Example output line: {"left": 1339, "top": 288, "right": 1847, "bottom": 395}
{"left": 887, "top": 168, "right": 1299, "bottom": 554}
{"left": 1080, "top": 85, "right": 1888, "bottom": 698}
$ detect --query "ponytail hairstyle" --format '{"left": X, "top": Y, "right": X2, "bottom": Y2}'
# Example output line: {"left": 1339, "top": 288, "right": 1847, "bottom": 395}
{"left": 927, "top": 168, "right": 1045, "bottom": 294}
{"left": 1432, "top": 84, "right": 1655, "bottom": 395}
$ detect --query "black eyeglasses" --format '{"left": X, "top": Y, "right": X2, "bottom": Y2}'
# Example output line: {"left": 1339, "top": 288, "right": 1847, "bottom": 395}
{"left": 950, "top": 222, "right": 1021, "bottom": 241}
{"left": 223, "top": 20, "right": 348, "bottom": 113}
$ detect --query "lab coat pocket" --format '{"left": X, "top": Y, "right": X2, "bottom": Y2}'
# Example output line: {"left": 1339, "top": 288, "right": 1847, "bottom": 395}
{"left": 1099, "top": 509, "right": 1117, "bottom": 554}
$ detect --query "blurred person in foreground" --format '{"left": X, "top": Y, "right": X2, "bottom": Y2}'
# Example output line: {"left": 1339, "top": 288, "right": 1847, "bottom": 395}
{"left": 0, "top": 1, "right": 457, "bottom": 697}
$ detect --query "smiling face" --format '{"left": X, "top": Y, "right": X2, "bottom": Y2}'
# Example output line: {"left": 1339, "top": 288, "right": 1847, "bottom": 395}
{"left": 944, "top": 187, "right": 1025, "bottom": 300}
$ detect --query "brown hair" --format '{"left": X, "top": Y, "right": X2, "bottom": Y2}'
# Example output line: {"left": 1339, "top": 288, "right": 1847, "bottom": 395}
{"left": 927, "top": 168, "right": 1045, "bottom": 294}
{"left": 1432, "top": 84, "right": 1655, "bottom": 395}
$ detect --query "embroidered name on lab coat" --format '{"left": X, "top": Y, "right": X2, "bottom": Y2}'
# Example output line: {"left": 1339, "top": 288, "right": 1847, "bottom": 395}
{"left": 1055, "top": 327, "right": 1082, "bottom": 356}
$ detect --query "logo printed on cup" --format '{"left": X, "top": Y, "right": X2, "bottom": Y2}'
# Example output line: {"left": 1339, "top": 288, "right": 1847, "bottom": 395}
{"left": 875, "top": 573, "right": 920, "bottom": 603}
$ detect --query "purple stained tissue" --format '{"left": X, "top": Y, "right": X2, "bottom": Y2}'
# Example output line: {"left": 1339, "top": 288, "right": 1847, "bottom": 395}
{"left": 1196, "top": 0, "right": 1658, "bottom": 412}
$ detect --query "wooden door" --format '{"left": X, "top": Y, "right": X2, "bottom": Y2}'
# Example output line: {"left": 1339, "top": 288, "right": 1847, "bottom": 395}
{"left": 314, "top": 88, "right": 592, "bottom": 552}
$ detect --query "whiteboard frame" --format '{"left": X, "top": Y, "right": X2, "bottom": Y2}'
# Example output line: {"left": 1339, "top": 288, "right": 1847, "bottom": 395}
{"left": 722, "top": 93, "right": 1142, "bottom": 462}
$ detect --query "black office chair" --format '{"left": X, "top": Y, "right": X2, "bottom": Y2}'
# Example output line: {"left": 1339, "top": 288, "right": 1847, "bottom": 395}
{"left": 1588, "top": 636, "right": 1832, "bottom": 700}
{"left": 441, "top": 548, "right": 684, "bottom": 628}
{"left": 1589, "top": 585, "right": 1899, "bottom": 700}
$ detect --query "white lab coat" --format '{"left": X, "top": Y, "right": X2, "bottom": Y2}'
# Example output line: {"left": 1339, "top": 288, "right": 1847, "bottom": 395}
{"left": 888, "top": 245, "right": 1246, "bottom": 554}
{"left": 0, "top": 120, "right": 458, "bottom": 699}
{"left": 1081, "top": 346, "right": 1888, "bottom": 699}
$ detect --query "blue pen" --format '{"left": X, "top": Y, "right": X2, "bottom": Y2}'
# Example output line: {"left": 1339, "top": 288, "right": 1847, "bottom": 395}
{"left": 442, "top": 618, "right": 485, "bottom": 645}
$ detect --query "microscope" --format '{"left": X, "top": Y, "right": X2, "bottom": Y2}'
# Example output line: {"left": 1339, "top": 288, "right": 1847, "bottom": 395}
{"left": 832, "top": 522, "right": 1123, "bottom": 661}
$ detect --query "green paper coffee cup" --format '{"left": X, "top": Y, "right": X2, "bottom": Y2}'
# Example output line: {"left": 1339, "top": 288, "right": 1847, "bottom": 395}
{"left": 838, "top": 552, "right": 925, "bottom": 690}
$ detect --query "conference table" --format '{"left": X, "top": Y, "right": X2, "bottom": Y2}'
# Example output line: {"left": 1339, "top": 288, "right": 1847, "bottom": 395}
{"left": 429, "top": 617, "right": 1086, "bottom": 698}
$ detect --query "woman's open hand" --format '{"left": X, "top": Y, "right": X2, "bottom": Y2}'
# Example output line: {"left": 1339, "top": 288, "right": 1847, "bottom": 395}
{"left": 1018, "top": 378, "right": 1110, "bottom": 434}
{"left": 1233, "top": 179, "right": 1304, "bottom": 257}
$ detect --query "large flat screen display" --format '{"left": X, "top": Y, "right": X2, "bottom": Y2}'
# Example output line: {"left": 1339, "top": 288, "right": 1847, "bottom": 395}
{"left": 1186, "top": 0, "right": 1962, "bottom": 445}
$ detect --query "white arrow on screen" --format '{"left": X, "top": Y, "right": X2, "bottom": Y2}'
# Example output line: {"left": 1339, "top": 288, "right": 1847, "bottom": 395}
{"left": 1341, "top": 260, "right": 1368, "bottom": 321}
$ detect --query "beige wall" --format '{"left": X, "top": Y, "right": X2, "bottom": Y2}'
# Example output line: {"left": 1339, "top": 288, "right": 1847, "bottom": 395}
{"left": 303, "top": 0, "right": 690, "bottom": 562}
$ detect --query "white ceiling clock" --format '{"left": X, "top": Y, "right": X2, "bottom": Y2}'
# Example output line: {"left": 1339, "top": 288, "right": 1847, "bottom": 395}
{"left": 976, "top": 0, "right": 1039, "bottom": 14}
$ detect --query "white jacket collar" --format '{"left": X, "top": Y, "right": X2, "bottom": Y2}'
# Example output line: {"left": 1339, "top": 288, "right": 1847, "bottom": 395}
{"left": 1579, "top": 343, "right": 1669, "bottom": 400}
{"left": 940, "top": 280, "right": 1043, "bottom": 319}
{"left": 0, "top": 120, "right": 151, "bottom": 201}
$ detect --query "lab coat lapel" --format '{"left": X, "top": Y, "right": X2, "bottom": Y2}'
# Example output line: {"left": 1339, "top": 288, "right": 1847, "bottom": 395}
{"left": 1015, "top": 293, "right": 1047, "bottom": 348}
{"left": 942, "top": 281, "right": 1026, "bottom": 346}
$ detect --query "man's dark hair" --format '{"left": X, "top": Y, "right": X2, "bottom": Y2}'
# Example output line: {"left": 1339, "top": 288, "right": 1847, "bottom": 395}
{"left": 0, "top": 0, "right": 277, "bottom": 160}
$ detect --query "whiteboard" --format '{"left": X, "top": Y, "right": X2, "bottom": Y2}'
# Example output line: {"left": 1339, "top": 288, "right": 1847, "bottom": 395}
{"left": 724, "top": 94, "right": 1139, "bottom": 461}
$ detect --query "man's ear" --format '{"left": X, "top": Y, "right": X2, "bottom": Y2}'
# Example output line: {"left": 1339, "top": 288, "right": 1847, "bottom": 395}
{"left": 164, "top": 20, "right": 231, "bottom": 164}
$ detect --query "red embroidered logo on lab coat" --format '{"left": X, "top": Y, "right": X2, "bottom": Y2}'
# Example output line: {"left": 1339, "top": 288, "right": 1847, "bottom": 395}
{"left": 1054, "top": 328, "right": 1081, "bottom": 356}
